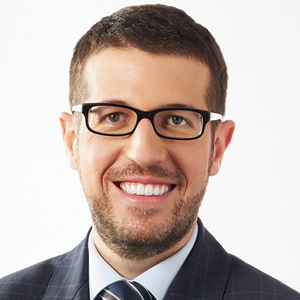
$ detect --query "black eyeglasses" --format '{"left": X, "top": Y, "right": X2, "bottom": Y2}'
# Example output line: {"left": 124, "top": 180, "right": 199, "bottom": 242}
{"left": 72, "top": 103, "right": 222, "bottom": 140}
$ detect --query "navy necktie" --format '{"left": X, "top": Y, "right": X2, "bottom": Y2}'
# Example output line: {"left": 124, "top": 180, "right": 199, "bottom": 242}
{"left": 98, "top": 280, "right": 156, "bottom": 300}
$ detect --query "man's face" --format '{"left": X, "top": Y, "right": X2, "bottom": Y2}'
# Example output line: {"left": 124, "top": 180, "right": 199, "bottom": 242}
{"left": 64, "top": 48, "right": 228, "bottom": 260}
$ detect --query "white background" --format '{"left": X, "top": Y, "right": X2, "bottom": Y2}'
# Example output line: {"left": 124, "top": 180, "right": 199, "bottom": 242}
{"left": 0, "top": 0, "right": 299, "bottom": 292}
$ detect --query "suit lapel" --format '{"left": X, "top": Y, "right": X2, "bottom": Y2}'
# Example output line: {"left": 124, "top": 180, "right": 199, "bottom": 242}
{"left": 43, "top": 231, "right": 90, "bottom": 300}
{"left": 164, "top": 219, "right": 232, "bottom": 300}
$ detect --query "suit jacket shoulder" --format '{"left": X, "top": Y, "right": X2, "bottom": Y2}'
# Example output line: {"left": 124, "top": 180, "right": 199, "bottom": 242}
{"left": 224, "top": 254, "right": 300, "bottom": 299}
{"left": 165, "top": 219, "right": 300, "bottom": 300}
{"left": 0, "top": 253, "right": 65, "bottom": 299}
{"left": 0, "top": 234, "right": 90, "bottom": 300}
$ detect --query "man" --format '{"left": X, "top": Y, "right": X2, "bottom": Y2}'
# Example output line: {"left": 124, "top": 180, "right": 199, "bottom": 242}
{"left": 0, "top": 4, "right": 299, "bottom": 300}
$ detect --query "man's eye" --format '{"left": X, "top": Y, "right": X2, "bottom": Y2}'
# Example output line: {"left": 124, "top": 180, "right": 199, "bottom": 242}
{"left": 167, "top": 116, "right": 187, "bottom": 126}
{"left": 102, "top": 112, "right": 130, "bottom": 124}
{"left": 107, "top": 113, "right": 121, "bottom": 122}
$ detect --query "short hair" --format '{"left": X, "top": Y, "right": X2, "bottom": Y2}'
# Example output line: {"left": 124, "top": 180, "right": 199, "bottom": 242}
{"left": 69, "top": 4, "right": 227, "bottom": 116}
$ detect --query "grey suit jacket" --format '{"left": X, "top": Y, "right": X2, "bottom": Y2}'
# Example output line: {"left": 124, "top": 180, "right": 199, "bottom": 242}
{"left": 1, "top": 219, "right": 299, "bottom": 300}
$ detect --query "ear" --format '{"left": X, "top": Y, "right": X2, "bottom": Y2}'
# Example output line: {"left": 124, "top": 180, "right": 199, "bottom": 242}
{"left": 59, "top": 112, "right": 78, "bottom": 170}
{"left": 210, "top": 120, "right": 235, "bottom": 176}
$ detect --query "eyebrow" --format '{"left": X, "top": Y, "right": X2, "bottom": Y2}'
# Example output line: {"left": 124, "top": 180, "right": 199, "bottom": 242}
{"left": 102, "top": 99, "right": 127, "bottom": 105}
{"left": 100, "top": 99, "right": 197, "bottom": 110}
{"left": 163, "top": 103, "right": 196, "bottom": 109}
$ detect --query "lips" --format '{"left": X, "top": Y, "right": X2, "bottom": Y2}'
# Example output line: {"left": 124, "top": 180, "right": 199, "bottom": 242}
{"left": 119, "top": 182, "right": 172, "bottom": 196}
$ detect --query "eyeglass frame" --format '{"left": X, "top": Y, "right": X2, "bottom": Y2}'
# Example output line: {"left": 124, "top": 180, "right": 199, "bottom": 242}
{"left": 72, "top": 103, "right": 223, "bottom": 140}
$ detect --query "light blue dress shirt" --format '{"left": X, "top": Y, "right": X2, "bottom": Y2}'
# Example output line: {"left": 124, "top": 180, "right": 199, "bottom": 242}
{"left": 88, "top": 224, "right": 198, "bottom": 300}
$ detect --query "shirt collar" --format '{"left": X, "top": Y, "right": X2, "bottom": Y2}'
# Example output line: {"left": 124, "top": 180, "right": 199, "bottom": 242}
{"left": 88, "top": 224, "right": 198, "bottom": 300}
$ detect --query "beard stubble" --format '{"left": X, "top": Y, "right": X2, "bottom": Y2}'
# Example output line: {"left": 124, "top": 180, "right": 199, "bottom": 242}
{"left": 78, "top": 160, "right": 211, "bottom": 261}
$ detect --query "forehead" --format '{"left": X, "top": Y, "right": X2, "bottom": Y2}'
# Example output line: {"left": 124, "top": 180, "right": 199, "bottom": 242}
{"left": 84, "top": 47, "right": 211, "bottom": 110}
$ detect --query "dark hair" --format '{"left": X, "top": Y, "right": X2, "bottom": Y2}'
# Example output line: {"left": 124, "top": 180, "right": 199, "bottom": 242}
{"left": 69, "top": 4, "right": 227, "bottom": 116}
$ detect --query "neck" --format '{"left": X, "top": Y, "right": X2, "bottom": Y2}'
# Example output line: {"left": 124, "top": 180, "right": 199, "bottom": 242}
{"left": 92, "top": 223, "right": 196, "bottom": 280}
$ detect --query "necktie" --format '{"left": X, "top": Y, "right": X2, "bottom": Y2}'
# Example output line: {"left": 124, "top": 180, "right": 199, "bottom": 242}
{"left": 98, "top": 280, "right": 156, "bottom": 300}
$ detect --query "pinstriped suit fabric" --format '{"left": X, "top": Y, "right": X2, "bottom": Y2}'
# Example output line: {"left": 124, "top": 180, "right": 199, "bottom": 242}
{"left": 0, "top": 220, "right": 299, "bottom": 300}
{"left": 0, "top": 230, "right": 90, "bottom": 300}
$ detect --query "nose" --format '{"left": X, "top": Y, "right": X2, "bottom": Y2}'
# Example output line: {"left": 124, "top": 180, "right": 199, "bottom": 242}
{"left": 125, "top": 118, "right": 167, "bottom": 167}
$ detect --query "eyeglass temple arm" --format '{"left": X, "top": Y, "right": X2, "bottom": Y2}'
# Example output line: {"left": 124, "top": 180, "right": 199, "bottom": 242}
{"left": 210, "top": 112, "right": 223, "bottom": 121}
{"left": 72, "top": 105, "right": 83, "bottom": 113}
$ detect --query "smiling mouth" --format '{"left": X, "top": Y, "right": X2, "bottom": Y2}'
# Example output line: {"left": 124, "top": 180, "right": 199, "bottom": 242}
{"left": 118, "top": 182, "right": 174, "bottom": 196}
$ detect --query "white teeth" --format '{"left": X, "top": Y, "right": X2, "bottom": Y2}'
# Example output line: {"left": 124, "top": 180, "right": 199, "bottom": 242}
{"left": 119, "top": 182, "right": 171, "bottom": 196}
{"left": 129, "top": 183, "right": 135, "bottom": 194}
{"left": 145, "top": 184, "right": 153, "bottom": 196}
{"left": 153, "top": 185, "right": 160, "bottom": 196}
{"left": 136, "top": 183, "right": 145, "bottom": 195}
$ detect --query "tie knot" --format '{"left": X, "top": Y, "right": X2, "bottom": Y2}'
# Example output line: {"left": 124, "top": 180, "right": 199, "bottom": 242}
{"left": 98, "top": 280, "right": 156, "bottom": 300}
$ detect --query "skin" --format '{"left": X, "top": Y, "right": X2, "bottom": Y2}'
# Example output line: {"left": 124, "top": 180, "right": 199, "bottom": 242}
{"left": 60, "top": 47, "right": 235, "bottom": 279}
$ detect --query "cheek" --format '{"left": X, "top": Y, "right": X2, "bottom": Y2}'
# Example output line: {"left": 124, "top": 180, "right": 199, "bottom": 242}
{"left": 172, "top": 142, "right": 212, "bottom": 190}
{"left": 183, "top": 157, "right": 208, "bottom": 188}
{"left": 77, "top": 138, "right": 120, "bottom": 193}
